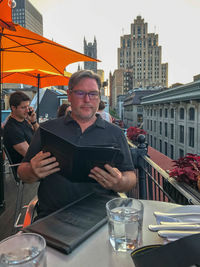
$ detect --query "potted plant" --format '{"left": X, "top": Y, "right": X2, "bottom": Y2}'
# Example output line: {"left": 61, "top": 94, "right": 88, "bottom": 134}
{"left": 127, "top": 126, "right": 146, "bottom": 144}
{"left": 169, "top": 153, "right": 200, "bottom": 191}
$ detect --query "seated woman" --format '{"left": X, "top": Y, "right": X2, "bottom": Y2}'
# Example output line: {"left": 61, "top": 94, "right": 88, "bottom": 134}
{"left": 57, "top": 103, "right": 71, "bottom": 118}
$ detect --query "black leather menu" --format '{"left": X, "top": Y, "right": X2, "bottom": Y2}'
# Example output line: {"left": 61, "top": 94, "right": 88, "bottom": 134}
{"left": 23, "top": 192, "right": 115, "bottom": 254}
{"left": 40, "top": 126, "right": 122, "bottom": 182}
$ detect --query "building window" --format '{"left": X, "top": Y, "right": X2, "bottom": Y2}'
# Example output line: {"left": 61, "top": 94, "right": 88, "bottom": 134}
{"left": 154, "top": 121, "right": 156, "bottom": 132}
{"left": 147, "top": 109, "right": 149, "bottom": 116}
{"left": 164, "top": 123, "right": 168, "bottom": 137}
{"left": 150, "top": 135, "right": 152, "bottom": 146}
{"left": 171, "top": 108, "right": 174, "bottom": 118}
{"left": 165, "top": 108, "right": 168, "bottom": 118}
{"left": 159, "top": 109, "right": 162, "bottom": 117}
{"left": 189, "top": 107, "right": 195, "bottom": 121}
{"left": 154, "top": 137, "right": 156, "bottom": 149}
{"left": 150, "top": 120, "right": 152, "bottom": 131}
{"left": 189, "top": 127, "right": 194, "bottom": 147}
{"left": 170, "top": 145, "right": 174, "bottom": 159}
{"left": 159, "top": 122, "right": 162, "bottom": 135}
{"left": 159, "top": 140, "right": 162, "bottom": 152}
{"left": 147, "top": 120, "right": 149, "bottom": 130}
{"left": 170, "top": 124, "right": 174, "bottom": 139}
{"left": 179, "top": 149, "right": 184, "bottom": 158}
{"left": 164, "top": 142, "right": 168, "bottom": 156}
{"left": 147, "top": 134, "right": 149, "bottom": 143}
{"left": 180, "top": 108, "right": 184, "bottom": 120}
{"left": 179, "top": 125, "right": 184, "bottom": 143}
{"left": 150, "top": 109, "right": 153, "bottom": 116}
{"left": 154, "top": 109, "right": 156, "bottom": 116}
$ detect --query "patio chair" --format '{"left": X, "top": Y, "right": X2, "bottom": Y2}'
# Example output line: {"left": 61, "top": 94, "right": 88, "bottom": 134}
{"left": 22, "top": 196, "right": 38, "bottom": 228}
{"left": 4, "top": 146, "right": 24, "bottom": 232}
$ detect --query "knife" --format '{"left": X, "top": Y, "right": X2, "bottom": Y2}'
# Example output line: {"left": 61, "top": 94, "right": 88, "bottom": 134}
{"left": 149, "top": 224, "right": 200, "bottom": 232}
{"left": 154, "top": 211, "right": 200, "bottom": 217}
{"left": 160, "top": 221, "right": 200, "bottom": 225}
{"left": 158, "top": 230, "right": 200, "bottom": 238}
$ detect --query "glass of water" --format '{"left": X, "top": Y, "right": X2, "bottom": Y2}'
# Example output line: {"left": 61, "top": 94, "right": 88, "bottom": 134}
{"left": 0, "top": 233, "right": 47, "bottom": 266}
{"left": 106, "top": 198, "right": 143, "bottom": 252}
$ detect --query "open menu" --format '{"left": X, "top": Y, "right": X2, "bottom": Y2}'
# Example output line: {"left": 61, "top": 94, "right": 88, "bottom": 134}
{"left": 40, "top": 126, "right": 122, "bottom": 183}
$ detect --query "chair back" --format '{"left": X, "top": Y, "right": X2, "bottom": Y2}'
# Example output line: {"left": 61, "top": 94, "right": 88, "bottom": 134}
{"left": 4, "top": 146, "right": 20, "bottom": 183}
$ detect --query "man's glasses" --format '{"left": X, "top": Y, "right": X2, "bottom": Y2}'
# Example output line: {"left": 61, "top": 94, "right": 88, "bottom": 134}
{"left": 70, "top": 90, "right": 100, "bottom": 100}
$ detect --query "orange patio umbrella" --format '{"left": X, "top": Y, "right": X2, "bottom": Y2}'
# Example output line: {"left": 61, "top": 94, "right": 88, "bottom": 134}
{"left": 2, "top": 69, "right": 71, "bottom": 120}
{"left": 0, "top": 24, "right": 99, "bottom": 74}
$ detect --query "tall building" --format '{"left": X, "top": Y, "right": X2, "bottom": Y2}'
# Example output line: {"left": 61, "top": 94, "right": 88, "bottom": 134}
{"left": 118, "top": 15, "right": 168, "bottom": 89}
{"left": 84, "top": 37, "right": 97, "bottom": 73}
{"left": 12, "top": 0, "right": 43, "bottom": 35}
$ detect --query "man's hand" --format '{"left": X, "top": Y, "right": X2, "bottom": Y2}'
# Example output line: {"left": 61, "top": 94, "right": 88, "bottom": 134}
{"left": 30, "top": 151, "right": 60, "bottom": 179}
{"left": 89, "top": 164, "right": 124, "bottom": 191}
{"left": 28, "top": 107, "right": 36, "bottom": 122}
{"left": 89, "top": 164, "right": 136, "bottom": 192}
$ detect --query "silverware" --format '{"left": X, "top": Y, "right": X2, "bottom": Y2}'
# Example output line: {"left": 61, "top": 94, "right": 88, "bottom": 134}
{"left": 149, "top": 224, "right": 200, "bottom": 232}
{"left": 160, "top": 221, "right": 200, "bottom": 225}
{"left": 154, "top": 211, "right": 200, "bottom": 217}
{"left": 158, "top": 230, "right": 200, "bottom": 238}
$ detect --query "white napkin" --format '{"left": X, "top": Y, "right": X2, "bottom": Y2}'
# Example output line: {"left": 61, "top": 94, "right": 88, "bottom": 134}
{"left": 150, "top": 205, "right": 200, "bottom": 240}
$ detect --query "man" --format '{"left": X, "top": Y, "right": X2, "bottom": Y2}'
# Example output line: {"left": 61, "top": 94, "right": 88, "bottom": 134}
{"left": 18, "top": 70, "right": 136, "bottom": 219}
{"left": 97, "top": 100, "right": 112, "bottom": 122}
{"left": 3, "top": 91, "right": 39, "bottom": 166}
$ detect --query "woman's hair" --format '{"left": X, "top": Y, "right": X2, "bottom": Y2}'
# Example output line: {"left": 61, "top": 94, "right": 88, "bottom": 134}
{"left": 98, "top": 100, "right": 105, "bottom": 111}
{"left": 57, "top": 103, "right": 71, "bottom": 117}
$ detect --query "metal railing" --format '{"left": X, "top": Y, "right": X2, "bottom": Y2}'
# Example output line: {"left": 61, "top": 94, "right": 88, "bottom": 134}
{"left": 128, "top": 136, "right": 200, "bottom": 205}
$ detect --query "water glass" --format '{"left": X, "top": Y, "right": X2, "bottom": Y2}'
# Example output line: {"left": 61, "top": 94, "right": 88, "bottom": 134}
{"left": 0, "top": 233, "right": 47, "bottom": 266}
{"left": 106, "top": 198, "right": 143, "bottom": 252}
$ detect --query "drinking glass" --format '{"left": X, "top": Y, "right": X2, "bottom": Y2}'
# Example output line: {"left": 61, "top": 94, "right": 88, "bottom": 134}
{"left": 106, "top": 198, "right": 143, "bottom": 252}
{"left": 0, "top": 233, "right": 47, "bottom": 266}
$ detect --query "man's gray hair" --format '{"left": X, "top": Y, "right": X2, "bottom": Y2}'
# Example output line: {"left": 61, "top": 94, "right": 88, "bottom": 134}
{"left": 68, "top": 70, "right": 101, "bottom": 91}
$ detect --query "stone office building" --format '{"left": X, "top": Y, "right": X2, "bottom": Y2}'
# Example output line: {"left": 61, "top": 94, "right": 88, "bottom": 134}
{"left": 110, "top": 15, "right": 168, "bottom": 110}
{"left": 117, "top": 15, "right": 168, "bottom": 89}
{"left": 141, "top": 76, "right": 200, "bottom": 159}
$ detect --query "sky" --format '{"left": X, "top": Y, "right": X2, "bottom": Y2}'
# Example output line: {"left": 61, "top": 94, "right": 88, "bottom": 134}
{"left": 29, "top": 0, "right": 200, "bottom": 87}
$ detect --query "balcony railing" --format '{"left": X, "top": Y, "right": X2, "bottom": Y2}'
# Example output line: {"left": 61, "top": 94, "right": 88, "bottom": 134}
{"left": 127, "top": 137, "right": 200, "bottom": 205}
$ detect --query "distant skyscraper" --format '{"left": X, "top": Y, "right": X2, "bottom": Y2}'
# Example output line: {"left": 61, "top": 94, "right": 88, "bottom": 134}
{"left": 84, "top": 37, "right": 97, "bottom": 73}
{"left": 118, "top": 15, "right": 168, "bottom": 89}
{"left": 12, "top": 0, "right": 43, "bottom": 35}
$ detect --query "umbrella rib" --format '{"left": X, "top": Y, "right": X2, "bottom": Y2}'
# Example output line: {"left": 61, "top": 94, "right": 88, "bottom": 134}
{"left": 3, "top": 42, "right": 44, "bottom": 50}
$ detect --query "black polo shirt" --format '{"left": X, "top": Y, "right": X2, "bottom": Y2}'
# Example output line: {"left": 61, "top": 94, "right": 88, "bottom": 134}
{"left": 3, "top": 117, "right": 34, "bottom": 165}
{"left": 23, "top": 114, "right": 134, "bottom": 219}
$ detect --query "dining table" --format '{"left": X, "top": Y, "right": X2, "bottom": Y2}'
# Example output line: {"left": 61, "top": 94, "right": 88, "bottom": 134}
{"left": 46, "top": 200, "right": 180, "bottom": 267}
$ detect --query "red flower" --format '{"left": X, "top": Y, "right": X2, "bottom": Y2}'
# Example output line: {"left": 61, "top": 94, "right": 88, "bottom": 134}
{"left": 169, "top": 153, "right": 200, "bottom": 187}
{"left": 127, "top": 126, "right": 146, "bottom": 142}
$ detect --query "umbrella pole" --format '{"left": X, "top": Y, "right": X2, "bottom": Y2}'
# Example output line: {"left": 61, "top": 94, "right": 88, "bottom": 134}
{"left": 0, "top": 32, "right": 5, "bottom": 213}
{"left": 37, "top": 74, "right": 40, "bottom": 122}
